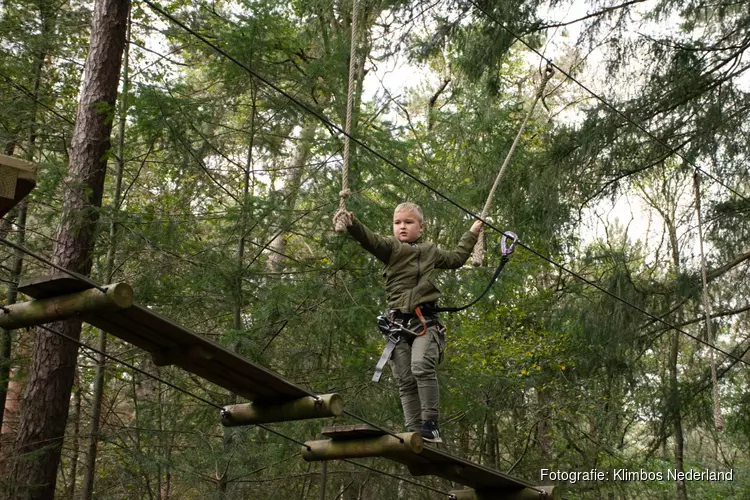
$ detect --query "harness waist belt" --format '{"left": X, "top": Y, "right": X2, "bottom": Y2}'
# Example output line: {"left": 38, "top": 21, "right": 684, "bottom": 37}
{"left": 372, "top": 312, "right": 441, "bottom": 383}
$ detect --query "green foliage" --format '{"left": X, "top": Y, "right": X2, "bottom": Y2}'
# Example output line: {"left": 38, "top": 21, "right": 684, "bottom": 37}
{"left": 1, "top": 0, "right": 748, "bottom": 498}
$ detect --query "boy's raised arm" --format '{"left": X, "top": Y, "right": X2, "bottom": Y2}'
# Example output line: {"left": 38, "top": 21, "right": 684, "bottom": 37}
{"left": 341, "top": 212, "right": 394, "bottom": 264}
{"left": 435, "top": 220, "right": 482, "bottom": 269}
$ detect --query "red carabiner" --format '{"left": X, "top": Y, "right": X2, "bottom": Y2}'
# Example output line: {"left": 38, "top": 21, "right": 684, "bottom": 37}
{"left": 414, "top": 306, "right": 428, "bottom": 337}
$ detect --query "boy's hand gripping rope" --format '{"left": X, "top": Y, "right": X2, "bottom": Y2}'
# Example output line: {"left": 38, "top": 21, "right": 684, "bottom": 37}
{"left": 471, "top": 62, "right": 554, "bottom": 266}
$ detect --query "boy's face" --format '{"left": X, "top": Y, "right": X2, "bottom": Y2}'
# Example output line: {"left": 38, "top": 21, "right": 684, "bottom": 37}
{"left": 393, "top": 210, "right": 424, "bottom": 243}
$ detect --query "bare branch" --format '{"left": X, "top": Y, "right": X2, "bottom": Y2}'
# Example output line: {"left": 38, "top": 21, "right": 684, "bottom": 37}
{"left": 537, "top": 0, "right": 647, "bottom": 30}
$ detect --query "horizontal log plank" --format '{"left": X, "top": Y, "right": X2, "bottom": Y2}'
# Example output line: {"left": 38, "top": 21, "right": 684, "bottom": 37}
{"left": 18, "top": 274, "right": 327, "bottom": 405}
{"left": 0, "top": 154, "right": 36, "bottom": 217}
{"left": 0, "top": 283, "right": 133, "bottom": 329}
{"left": 303, "top": 432, "right": 422, "bottom": 462}
{"left": 222, "top": 394, "right": 344, "bottom": 426}
{"left": 305, "top": 424, "right": 552, "bottom": 496}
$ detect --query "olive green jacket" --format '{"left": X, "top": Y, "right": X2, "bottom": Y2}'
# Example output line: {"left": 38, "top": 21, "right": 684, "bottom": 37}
{"left": 347, "top": 217, "right": 478, "bottom": 313}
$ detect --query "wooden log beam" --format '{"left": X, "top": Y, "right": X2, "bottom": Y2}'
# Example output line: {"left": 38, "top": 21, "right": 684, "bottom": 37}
{"left": 450, "top": 486, "right": 559, "bottom": 500}
{"left": 0, "top": 283, "right": 133, "bottom": 329}
{"left": 151, "top": 344, "right": 214, "bottom": 367}
{"left": 0, "top": 153, "right": 37, "bottom": 217}
{"left": 409, "top": 463, "right": 465, "bottom": 477}
{"left": 221, "top": 394, "right": 345, "bottom": 426}
{"left": 303, "top": 432, "right": 423, "bottom": 461}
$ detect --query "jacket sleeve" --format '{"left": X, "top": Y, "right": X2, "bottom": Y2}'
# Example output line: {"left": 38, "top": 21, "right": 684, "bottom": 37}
{"left": 435, "top": 230, "right": 479, "bottom": 269}
{"left": 347, "top": 217, "right": 395, "bottom": 264}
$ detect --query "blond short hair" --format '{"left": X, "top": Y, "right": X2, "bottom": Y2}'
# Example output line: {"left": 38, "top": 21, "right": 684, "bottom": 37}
{"left": 394, "top": 202, "right": 424, "bottom": 223}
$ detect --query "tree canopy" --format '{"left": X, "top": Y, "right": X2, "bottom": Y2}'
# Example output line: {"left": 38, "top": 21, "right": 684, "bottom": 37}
{"left": 0, "top": 0, "right": 748, "bottom": 498}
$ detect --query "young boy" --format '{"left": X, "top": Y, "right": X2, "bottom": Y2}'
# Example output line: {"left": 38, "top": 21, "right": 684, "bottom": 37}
{"left": 338, "top": 203, "right": 482, "bottom": 442}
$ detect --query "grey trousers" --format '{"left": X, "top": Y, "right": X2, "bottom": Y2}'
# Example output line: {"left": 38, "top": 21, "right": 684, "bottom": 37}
{"left": 388, "top": 324, "right": 444, "bottom": 432}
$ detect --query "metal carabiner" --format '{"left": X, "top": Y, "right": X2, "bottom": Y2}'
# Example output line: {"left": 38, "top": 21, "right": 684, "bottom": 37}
{"left": 500, "top": 231, "right": 518, "bottom": 256}
{"left": 544, "top": 60, "right": 555, "bottom": 78}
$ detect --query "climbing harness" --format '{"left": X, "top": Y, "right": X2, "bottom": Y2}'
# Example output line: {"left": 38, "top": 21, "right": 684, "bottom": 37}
{"left": 372, "top": 231, "right": 517, "bottom": 382}
{"left": 471, "top": 62, "right": 554, "bottom": 266}
{"left": 372, "top": 316, "right": 406, "bottom": 382}
{"left": 428, "top": 231, "right": 517, "bottom": 314}
{"left": 372, "top": 310, "right": 443, "bottom": 383}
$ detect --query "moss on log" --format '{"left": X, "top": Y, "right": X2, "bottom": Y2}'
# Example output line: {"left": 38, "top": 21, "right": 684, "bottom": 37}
{"left": 0, "top": 283, "right": 133, "bottom": 329}
{"left": 303, "top": 432, "right": 423, "bottom": 461}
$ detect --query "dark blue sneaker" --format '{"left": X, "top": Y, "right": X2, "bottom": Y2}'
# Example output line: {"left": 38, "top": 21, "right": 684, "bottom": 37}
{"left": 420, "top": 420, "right": 442, "bottom": 443}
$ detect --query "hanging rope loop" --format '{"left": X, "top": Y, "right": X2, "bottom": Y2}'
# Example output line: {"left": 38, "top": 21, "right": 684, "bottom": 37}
{"left": 538, "top": 61, "right": 555, "bottom": 98}
{"left": 334, "top": 0, "right": 362, "bottom": 234}
{"left": 471, "top": 62, "right": 555, "bottom": 266}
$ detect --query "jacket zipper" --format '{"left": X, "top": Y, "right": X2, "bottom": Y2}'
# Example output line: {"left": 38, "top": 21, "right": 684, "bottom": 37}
{"left": 408, "top": 243, "right": 421, "bottom": 311}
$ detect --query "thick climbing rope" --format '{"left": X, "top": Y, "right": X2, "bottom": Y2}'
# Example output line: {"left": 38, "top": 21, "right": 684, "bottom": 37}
{"left": 333, "top": 0, "right": 362, "bottom": 233}
{"left": 141, "top": 0, "right": 750, "bottom": 370}
{"left": 471, "top": 62, "right": 554, "bottom": 266}
{"left": 693, "top": 171, "right": 724, "bottom": 430}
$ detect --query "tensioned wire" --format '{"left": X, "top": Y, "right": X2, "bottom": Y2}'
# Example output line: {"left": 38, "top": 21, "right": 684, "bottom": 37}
{"left": 0, "top": 234, "right": 410, "bottom": 442}
{"left": 3, "top": 0, "right": 745, "bottom": 457}
{"left": 138, "top": 0, "right": 750, "bottom": 369}
{"left": 466, "top": 0, "right": 749, "bottom": 204}
{"left": 2, "top": 2, "right": 741, "bottom": 493}
{"left": 2, "top": 231, "right": 739, "bottom": 488}
{"left": 341, "top": 458, "right": 456, "bottom": 498}
{"left": 62, "top": 2, "right": 750, "bottom": 492}
{"left": 0, "top": 232, "right": 629, "bottom": 495}
{"left": 34, "top": 323, "right": 316, "bottom": 449}
{"left": 0, "top": 2, "right": 708, "bottom": 493}
{"left": 0, "top": 3, "right": 745, "bottom": 486}
{"left": 0, "top": 221, "right": 418, "bottom": 446}
{"left": 25, "top": 323, "right": 457, "bottom": 498}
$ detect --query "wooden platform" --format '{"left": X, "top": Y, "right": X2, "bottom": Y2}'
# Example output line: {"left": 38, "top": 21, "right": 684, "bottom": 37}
{"left": 305, "top": 425, "right": 557, "bottom": 499}
{"left": 18, "top": 274, "right": 317, "bottom": 404}
{"left": 322, "top": 424, "right": 387, "bottom": 441}
{"left": 0, "top": 154, "right": 36, "bottom": 217}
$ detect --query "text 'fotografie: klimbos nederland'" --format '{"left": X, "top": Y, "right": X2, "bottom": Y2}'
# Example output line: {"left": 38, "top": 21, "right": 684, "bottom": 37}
{"left": 540, "top": 468, "right": 734, "bottom": 483}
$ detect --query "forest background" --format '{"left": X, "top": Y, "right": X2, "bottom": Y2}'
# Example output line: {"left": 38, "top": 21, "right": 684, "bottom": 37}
{"left": 0, "top": 0, "right": 748, "bottom": 498}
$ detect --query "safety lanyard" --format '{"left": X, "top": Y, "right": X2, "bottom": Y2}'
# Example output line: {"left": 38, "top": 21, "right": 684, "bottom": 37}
{"left": 427, "top": 231, "right": 517, "bottom": 314}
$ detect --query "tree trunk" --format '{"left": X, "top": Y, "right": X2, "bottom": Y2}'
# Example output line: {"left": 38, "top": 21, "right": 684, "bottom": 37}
{"left": 219, "top": 85, "right": 257, "bottom": 498}
{"left": 131, "top": 362, "right": 154, "bottom": 500}
{"left": 10, "top": 0, "right": 129, "bottom": 497}
{"left": 0, "top": 204, "right": 26, "bottom": 425}
{"left": 319, "top": 461, "right": 328, "bottom": 500}
{"left": 0, "top": 0, "right": 50, "bottom": 473}
{"left": 536, "top": 385, "right": 553, "bottom": 464}
{"left": 666, "top": 219, "right": 688, "bottom": 500}
{"left": 0, "top": 202, "right": 27, "bottom": 479}
{"left": 80, "top": 10, "right": 131, "bottom": 499}
{"left": 483, "top": 394, "right": 498, "bottom": 467}
{"left": 66, "top": 369, "right": 82, "bottom": 499}
{"left": 267, "top": 121, "right": 316, "bottom": 271}
{"left": 156, "top": 377, "right": 163, "bottom": 500}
